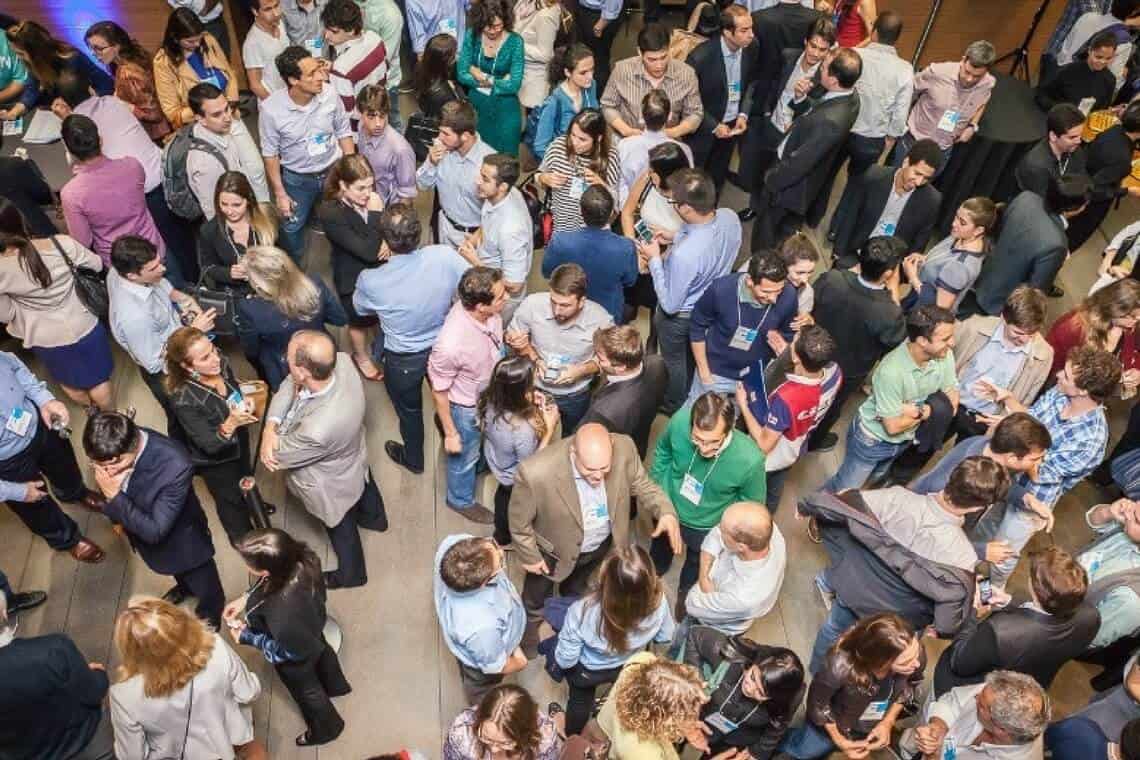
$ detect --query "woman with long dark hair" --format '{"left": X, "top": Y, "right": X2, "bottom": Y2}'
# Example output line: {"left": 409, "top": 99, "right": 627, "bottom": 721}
{"left": 0, "top": 198, "right": 114, "bottom": 411}
{"left": 531, "top": 44, "right": 597, "bottom": 160}
{"left": 541, "top": 546, "right": 675, "bottom": 736}
{"left": 902, "top": 196, "right": 998, "bottom": 315}
{"left": 153, "top": 8, "right": 239, "bottom": 129}
{"left": 414, "top": 33, "right": 462, "bottom": 120}
{"left": 85, "top": 21, "right": 172, "bottom": 143}
{"left": 457, "top": 0, "right": 526, "bottom": 154}
{"left": 5, "top": 20, "right": 113, "bottom": 117}
{"left": 443, "top": 684, "right": 562, "bottom": 760}
{"left": 478, "top": 356, "right": 560, "bottom": 545}
{"left": 198, "top": 171, "right": 278, "bottom": 295}
{"left": 226, "top": 529, "right": 351, "bottom": 747}
{"left": 538, "top": 107, "right": 620, "bottom": 232}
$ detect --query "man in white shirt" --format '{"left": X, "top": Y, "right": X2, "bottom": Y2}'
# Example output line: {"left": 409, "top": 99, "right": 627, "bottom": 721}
{"left": 685, "top": 501, "right": 786, "bottom": 634}
{"left": 616, "top": 89, "right": 692, "bottom": 205}
{"left": 844, "top": 10, "right": 913, "bottom": 177}
{"left": 243, "top": 0, "right": 290, "bottom": 100}
{"left": 417, "top": 101, "right": 495, "bottom": 248}
{"left": 186, "top": 84, "right": 270, "bottom": 219}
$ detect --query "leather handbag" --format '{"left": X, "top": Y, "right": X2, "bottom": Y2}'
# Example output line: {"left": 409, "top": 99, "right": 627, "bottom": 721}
{"left": 51, "top": 236, "right": 109, "bottom": 321}
{"left": 190, "top": 272, "right": 239, "bottom": 337}
{"left": 406, "top": 112, "right": 441, "bottom": 163}
{"left": 520, "top": 171, "right": 554, "bottom": 249}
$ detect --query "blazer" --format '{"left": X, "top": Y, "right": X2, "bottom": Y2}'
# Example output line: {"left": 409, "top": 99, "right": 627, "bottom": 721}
{"left": 101, "top": 429, "right": 217, "bottom": 576}
{"left": 236, "top": 277, "right": 348, "bottom": 390}
{"left": 246, "top": 578, "right": 329, "bottom": 664}
{"left": 109, "top": 634, "right": 261, "bottom": 760}
{"left": 168, "top": 360, "right": 251, "bottom": 467}
{"left": 318, "top": 200, "right": 385, "bottom": 296}
{"left": 196, "top": 217, "right": 264, "bottom": 294}
{"left": 418, "top": 78, "right": 462, "bottom": 120}
{"left": 685, "top": 36, "right": 761, "bottom": 137}
{"left": 1014, "top": 138, "right": 1087, "bottom": 197}
{"left": 152, "top": 33, "right": 240, "bottom": 129}
{"left": 0, "top": 235, "right": 102, "bottom": 349}
{"left": 0, "top": 157, "right": 57, "bottom": 237}
{"left": 267, "top": 354, "right": 369, "bottom": 527}
{"left": 764, "top": 92, "right": 860, "bottom": 216}
{"left": 973, "top": 191, "right": 1069, "bottom": 315}
{"left": 832, "top": 164, "right": 942, "bottom": 266}
{"left": 953, "top": 316, "right": 1053, "bottom": 408}
{"left": 0, "top": 633, "right": 108, "bottom": 760}
{"left": 508, "top": 433, "right": 676, "bottom": 582}
{"left": 1085, "top": 124, "right": 1135, "bottom": 203}
{"left": 578, "top": 355, "right": 668, "bottom": 460}
{"left": 751, "top": 2, "right": 821, "bottom": 109}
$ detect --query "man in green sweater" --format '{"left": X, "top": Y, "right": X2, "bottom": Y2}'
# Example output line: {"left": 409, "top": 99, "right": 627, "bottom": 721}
{"left": 649, "top": 392, "right": 767, "bottom": 607}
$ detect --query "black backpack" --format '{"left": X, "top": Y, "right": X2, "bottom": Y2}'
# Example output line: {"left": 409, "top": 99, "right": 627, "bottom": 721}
{"left": 162, "top": 124, "right": 229, "bottom": 220}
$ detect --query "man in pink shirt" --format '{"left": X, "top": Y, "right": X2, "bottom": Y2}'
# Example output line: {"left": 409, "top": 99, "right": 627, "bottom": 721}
{"left": 59, "top": 115, "right": 165, "bottom": 267}
{"left": 428, "top": 266, "right": 509, "bottom": 523}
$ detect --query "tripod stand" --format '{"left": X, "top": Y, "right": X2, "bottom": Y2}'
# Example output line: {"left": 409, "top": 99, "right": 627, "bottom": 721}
{"left": 994, "top": 0, "right": 1053, "bottom": 82}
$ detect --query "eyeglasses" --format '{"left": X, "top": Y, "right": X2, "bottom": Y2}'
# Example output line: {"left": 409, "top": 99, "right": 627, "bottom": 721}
{"left": 88, "top": 42, "right": 113, "bottom": 54}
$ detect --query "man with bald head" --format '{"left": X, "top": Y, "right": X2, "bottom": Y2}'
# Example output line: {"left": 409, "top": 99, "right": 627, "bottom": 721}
{"left": 261, "top": 330, "right": 388, "bottom": 589}
{"left": 509, "top": 423, "right": 682, "bottom": 633}
{"left": 684, "top": 502, "right": 787, "bottom": 634}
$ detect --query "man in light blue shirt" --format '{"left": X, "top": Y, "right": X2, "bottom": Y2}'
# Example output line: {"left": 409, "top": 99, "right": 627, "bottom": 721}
{"left": 354, "top": 202, "right": 470, "bottom": 475}
{"left": 416, "top": 101, "right": 495, "bottom": 248}
{"left": 433, "top": 533, "right": 527, "bottom": 704}
{"left": 1080, "top": 498, "right": 1140, "bottom": 651}
{"left": 636, "top": 168, "right": 741, "bottom": 414}
{"left": 575, "top": 0, "right": 623, "bottom": 89}
{"left": 405, "top": 0, "right": 466, "bottom": 54}
{"left": 0, "top": 353, "right": 106, "bottom": 563}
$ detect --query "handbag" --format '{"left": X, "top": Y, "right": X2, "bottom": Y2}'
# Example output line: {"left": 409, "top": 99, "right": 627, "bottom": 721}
{"left": 190, "top": 271, "right": 239, "bottom": 337}
{"left": 520, "top": 171, "right": 554, "bottom": 249}
{"left": 51, "top": 237, "right": 109, "bottom": 321}
{"left": 405, "top": 112, "right": 440, "bottom": 163}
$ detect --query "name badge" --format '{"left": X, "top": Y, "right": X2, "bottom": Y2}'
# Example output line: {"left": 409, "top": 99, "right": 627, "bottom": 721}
{"left": 729, "top": 325, "right": 758, "bottom": 351}
{"left": 476, "top": 85, "right": 492, "bottom": 96}
{"left": 878, "top": 221, "right": 897, "bottom": 236}
{"left": 727, "top": 81, "right": 742, "bottom": 104}
{"left": 1079, "top": 97, "right": 1096, "bottom": 116}
{"left": 5, "top": 406, "right": 31, "bottom": 437}
{"left": 936, "top": 109, "right": 960, "bottom": 133}
{"left": 583, "top": 502, "right": 609, "bottom": 532}
{"left": 202, "top": 71, "right": 223, "bottom": 89}
{"left": 308, "top": 132, "right": 333, "bottom": 157}
{"left": 226, "top": 389, "right": 245, "bottom": 409}
{"left": 569, "top": 177, "right": 589, "bottom": 200}
{"left": 306, "top": 36, "right": 324, "bottom": 56}
{"left": 1083, "top": 550, "right": 1104, "bottom": 576}
{"left": 439, "top": 17, "right": 458, "bottom": 36}
{"left": 705, "top": 711, "right": 739, "bottom": 734}
{"left": 859, "top": 699, "right": 889, "bottom": 723}
{"left": 942, "top": 737, "right": 958, "bottom": 760}
{"left": 680, "top": 472, "right": 705, "bottom": 504}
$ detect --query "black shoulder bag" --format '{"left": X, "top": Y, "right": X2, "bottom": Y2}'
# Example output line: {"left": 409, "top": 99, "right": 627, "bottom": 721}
{"left": 51, "top": 237, "right": 109, "bottom": 321}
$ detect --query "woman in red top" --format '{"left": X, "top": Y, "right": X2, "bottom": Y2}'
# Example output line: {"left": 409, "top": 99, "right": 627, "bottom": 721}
{"left": 1047, "top": 278, "right": 1140, "bottom": 395}
{"left": 833, "top": 0, "right": 876, "bottom": 48}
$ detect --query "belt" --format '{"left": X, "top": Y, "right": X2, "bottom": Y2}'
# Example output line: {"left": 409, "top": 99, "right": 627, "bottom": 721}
{"left": 284, "top": 164, "right": 333, "bottom": 179}
{"left": 440, "top": 208, "right": 480, "bottom": 234}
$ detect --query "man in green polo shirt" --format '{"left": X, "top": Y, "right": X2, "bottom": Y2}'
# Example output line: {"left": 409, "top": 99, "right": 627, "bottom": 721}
{"left": 649, "top": 391, "right": 766, "bottom": 606}
{"left": 825, "top": 304, "right": 959, "bottom": 492}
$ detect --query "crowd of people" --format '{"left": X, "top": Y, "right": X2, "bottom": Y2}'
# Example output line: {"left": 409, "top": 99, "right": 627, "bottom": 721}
{"left": 7, "top": 0, "right": 1140, "bottom": 758}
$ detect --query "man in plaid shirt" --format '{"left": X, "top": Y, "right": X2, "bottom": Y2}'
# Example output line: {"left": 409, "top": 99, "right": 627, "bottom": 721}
{"left": 975, "top": 345, "right": 1120, "bottom": 585}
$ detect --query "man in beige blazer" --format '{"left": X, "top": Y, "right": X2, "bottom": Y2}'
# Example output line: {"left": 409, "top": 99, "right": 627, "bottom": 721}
{"left": 509, "top": 422, "right": 682, "bottom": 629}
{"left": 260, "top": 331, "right": 387, "bottom": 589}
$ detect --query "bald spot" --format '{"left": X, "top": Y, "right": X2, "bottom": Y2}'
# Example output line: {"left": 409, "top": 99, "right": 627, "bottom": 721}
{"left": 291, "top": 329, "right": 335, "bottom": 363}
{"left": 574, "top": 423, "right": 613, "bottom": 470}
{"left": 723, "top": 501, "right": 773, "bottom": 551}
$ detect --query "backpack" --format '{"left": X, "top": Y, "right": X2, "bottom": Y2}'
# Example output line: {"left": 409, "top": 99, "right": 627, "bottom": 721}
{"left": 523, "top": 92, "right": 562, "bottom": 159}
{"left": 162, "top": 124, "right": 230, "bottom": 220}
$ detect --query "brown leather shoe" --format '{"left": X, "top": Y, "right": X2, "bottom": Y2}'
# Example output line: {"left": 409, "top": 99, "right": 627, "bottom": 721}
{"left": 77, "top": 489, "right": 107, "bottom": 513}
{"left": 68, "top": 537, "right": 105, "bottom": 563}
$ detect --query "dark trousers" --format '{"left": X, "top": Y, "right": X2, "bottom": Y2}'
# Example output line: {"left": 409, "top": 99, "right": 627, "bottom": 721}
{"left": 198, "top": 454, "right": 254, "bottom": 546}
{"left": 565, "top": 663, "right": 623, "bottom": 736}
{"left": 140, "top": 366, "right": 187, "bottom": 444}
{"left": 276, "top": 638, "right": 350, "bottom": 743}
{"left": 650, "top": 523, "right": 709, "bottom": 601}
{"left": 0, "top": 569, "right": 11, "bottom": 602}
{"left": 808, "top": 372, "right": 864, "bottom": 448}
{"left": 574, "top": 7, "right": 620, "bottom": 94}
{"left": 381, "top": 348, "right": 431, "bottom": 471}
{"left": 202, "top": 15, "right": 231, "bottom": 58}
{"left": 766, "top": 466, "right": 790, "bottom": 513}
{"left": 887, "top": 404, "right": 990, "bottom": 482}
{"left": 654, "top": 307, "right": 694, "bottom": 415}
{"left": 751, "top": 192, "right": 804, "bottom": 253}
{"left": 692, "top": 130, "right": 741, "bottom": 194}
{"left": 493, "top": 482, "right": 513, "bottom": 546}
{"left": 144, "top": 185, "right": 198, "bottom": 291}
{"left": 745, "top": 121, "right": 783, "bottom": 211}
{"left": 173, "top": 558, "right": 225, "bottom": 629}
{"left": 324, "top": 471, "right": 387, "bottom": 588}
{"left": 522, "top": 537, "right": 612, "bottom": 626}
{"left": 457, "top": 659, "right": 504, "bottom": 706}
{"left": 552, "top": 388, "right": 592, "bottom": 438}
{"left": 844, "top": 133, "right": 887, "bottom": 179}
{"left": 0, "top": 418, "right": 83, "bottom": 550}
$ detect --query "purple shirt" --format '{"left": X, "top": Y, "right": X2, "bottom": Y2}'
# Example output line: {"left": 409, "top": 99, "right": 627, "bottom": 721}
{"left": 74, "top": 96, "right": 164, "bottom": 193}
{"left": 356, "top": 124, "right": 418, "bottom": 205}
{"left": 61, "top": 156, "right": 164, "bottom": 264}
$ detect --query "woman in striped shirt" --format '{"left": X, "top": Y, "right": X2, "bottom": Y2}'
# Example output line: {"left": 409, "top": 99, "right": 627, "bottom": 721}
{"left": 536, "top": 108, "right": 621, "bottom": 232}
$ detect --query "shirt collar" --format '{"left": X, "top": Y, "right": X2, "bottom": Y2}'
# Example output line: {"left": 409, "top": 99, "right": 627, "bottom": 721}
{"left": 993, "top": 323, "right": 1032, "bottom": 355}
{"left": 737, "top": 274, "right": 762, "bottom": 307}
{"left": 299, "top": 375, "right": 336, "bottom": 400}
{"left": 857, "top": 275, "right": 885, "bottom": 290}
{"left": 459, "top": 304, "right": 500, "bottom": 337}
{"left": 606, "top": 365, "right": 644, "bottom": 384}
{"left": 720, "top": 37, "right": 739, "bottom": 60}
{"left": 117, "top": 275, "right": 163, "bottom": 302}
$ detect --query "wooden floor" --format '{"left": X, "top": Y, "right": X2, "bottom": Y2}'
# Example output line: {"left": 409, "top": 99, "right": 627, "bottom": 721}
{"left": 1, "top": 23, "right": 1134, "bottom": 759}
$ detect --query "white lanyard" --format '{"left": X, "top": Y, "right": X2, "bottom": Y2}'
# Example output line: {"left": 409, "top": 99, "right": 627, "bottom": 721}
{"left": 737, "top": 297, "right": 770, "bottom": 332}
{"left": 684, "top": 442, "right": 726, "bottom": 485}
{"left": 715, "top": 672, "right": 761, "bottom": 725}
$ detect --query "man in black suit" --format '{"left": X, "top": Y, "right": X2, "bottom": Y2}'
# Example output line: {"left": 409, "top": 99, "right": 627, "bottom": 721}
{"left": 84, "top": 412, "right": 225, "bottom": 629}
{"left": 685, "top": 5, "right": 760, "bottom": 194}
{"left": 751, "top": 47, "right": 862, "bottom": 251}
{"left": 580, "top": 324, "right": 666, "bottom": 460}
{"left": 751, "top": 0, "right": 822, "bottom": 110}
{"left": 1015, "top": 102, "right": 1088, "bottom": 198}
{"left": 830, "top": 138, "right": 944, "bottom": 269}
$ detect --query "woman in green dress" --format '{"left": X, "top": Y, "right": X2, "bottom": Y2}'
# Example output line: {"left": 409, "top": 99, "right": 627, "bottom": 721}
{"left": 457, "top": 0, "right": 525, "bottom": 155}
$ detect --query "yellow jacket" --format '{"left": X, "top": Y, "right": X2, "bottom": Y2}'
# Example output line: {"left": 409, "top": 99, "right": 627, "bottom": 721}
{"left": 153, "top": 33, "right": 239, "bottom": 129}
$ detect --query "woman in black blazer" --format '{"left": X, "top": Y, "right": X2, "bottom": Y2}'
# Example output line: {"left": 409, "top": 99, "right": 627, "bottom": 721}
{"left": 319, "top": 155, "right": 386, "bottom": 382}
{"left": 227, "top": 529, "right": 350, "bottom": 747}
{"left": 415, "top": 33, "right": 462, "bottom": 120}
{"left": 164, "top": 326, "right": 260, "bottom": 545}
{"left": 197, "top": 171, "right": 277, "bottom": 295}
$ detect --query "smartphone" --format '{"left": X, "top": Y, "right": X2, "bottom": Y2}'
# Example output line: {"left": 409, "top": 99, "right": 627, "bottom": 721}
{"left": 634, "top": 218, "right": 653, "bottom": 243}
{"left": 979, "top": 578, "right": 993, "bottom": 605}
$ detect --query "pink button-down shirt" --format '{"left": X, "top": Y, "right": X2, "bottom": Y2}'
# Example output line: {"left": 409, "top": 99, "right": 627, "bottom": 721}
{"left": 60, "top": 155, "right": 165, "bottom": 265}
{"left": 907, "top": 61, "right": 995, "bottom": 150}
{"left": 427, "top": 302, "right": 503, "bottom": 406}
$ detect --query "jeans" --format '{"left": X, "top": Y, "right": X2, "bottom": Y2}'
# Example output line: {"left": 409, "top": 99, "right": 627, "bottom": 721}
{"left": 766, "top": 466, "right": 790, "bottom": 513}
{"left": 687, "top": 371, "right": 738, "bottom": 405}
{"left": 565, "top": 664, "right": 623, "bottom": 736}
{"left": 145, "top": 186, "right": 195, "bottom": 290}
{"left": 824, "top": 421, "right": 908, "bottom": 493}
{"left": 388, "top": 85, "right": 404, "bottom": 134}
{"left": 446, "top": 404, "right": 482, "bottom": 508}
{"left": 381, "top": 349, "right": 430, "bottom": 471}
{"left": 0, "top": 418, "right": 84, "bottom": 550}
{"left": 650, "top": 523, "right": 710, "bottom": 602}
{"left": 552, "top": 388, "right": 592, "bottom": 438}
{"left": 809, "top": 597, "right": 858, "bottom": 675}
{"left": 779, "top": 720, "right": 837, "bottom": 759}
{"left": 654, "top": 308, "right": 694, "bottom": 415}
{"left": 279, "top": 167, "right": 328, "bottom": 261}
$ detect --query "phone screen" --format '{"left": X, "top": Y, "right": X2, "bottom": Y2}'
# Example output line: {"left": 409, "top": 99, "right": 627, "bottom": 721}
{"left": 979, "top": 579, "right": 993, "bottom": 605}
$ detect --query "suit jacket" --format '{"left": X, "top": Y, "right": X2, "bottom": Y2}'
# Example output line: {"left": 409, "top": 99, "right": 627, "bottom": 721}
{"left": 686, "top": 36, "right": 761, "bottom": 143}
{"left": 196, "top": 216, "right": 258, "bottom": 293}
{"left": 832, "top": 164, "right": 942, "bottom": 265}
{"left": 973, "top": 191, "right": 1068, "bottom": 315}
{"left": 319, "top": 200, "right": 386, "bottom": 296}
{"left": 578, "top": 355, "right": 668, "bottom": 460}
{"left": 1014, "top": 138, "right": 1087, "bottom": 197}
{"left": 765, "top": 92, "right": 860, "bottom": 215}
{"left": 752, "top": 2, "right": 820, "bottom": 110}
{"left": 508, "top": 433, "right": 675, "bottom": 582}
{"left": 268, "top": 353, "right": 368, "bottom": 527}
{"left": 1085, "top": 124, "right": 1135, "bottom": 203}
{"left": 102, "top": 429, "right": 216, "bottom": 575}
{"left": 764, "top": 48, "right": 823, "bottom": 119}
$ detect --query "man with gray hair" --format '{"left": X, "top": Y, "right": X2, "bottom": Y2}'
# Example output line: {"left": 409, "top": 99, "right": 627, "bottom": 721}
{"left": 901, "top": 670, "right": 1049, "bottom": 760}
{"left": 891, "top": 41, "right": 996, "bottom": 176}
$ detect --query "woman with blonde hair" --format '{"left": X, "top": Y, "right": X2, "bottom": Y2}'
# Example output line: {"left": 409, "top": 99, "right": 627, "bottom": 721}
{"left": 84, "top": 21, "right": 172, "bottom": 144}
{"left": 236, "top": 246, "right": 347, "bottom": 389}
{"left": 1047, "top": 278, "right": 1140, "bottom": 395}
{"left": 443, "top": 684, "right": 562, "bottom": 760}
{"left": 198, "top": 171, "right": 278, "bottom": 295}
{"left": 110, "top": 596, "right": 265, "bottom": 760}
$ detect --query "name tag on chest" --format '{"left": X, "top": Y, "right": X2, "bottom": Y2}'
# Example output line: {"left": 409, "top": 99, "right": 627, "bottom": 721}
{"left": 727, "top": 81, "right": 742, "bottom": 104}
{"left": 680, "top": 472, "right": 705, "bottom": 504}
{"left": 936, "top": 109, "right": 961, "bottom": 133}
{"left": 729, "top": 326, "right": 758, "bottom": 350}
{"left": 5, "top": 407, "right": 31, "bottom": 436}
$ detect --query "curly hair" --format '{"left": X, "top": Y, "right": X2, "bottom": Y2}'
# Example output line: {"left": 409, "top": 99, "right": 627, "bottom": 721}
{"left": 615, "top": 658, "right": 705, "bottom": 744}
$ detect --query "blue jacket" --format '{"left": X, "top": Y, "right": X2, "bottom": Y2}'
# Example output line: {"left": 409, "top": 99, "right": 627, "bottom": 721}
{"left": 541, "top": 227, "right": 638, "bottom": 324}
{"left": 689, "top": 274, "right": 797, "bottom": 379}
{"left": 532, "top": 82, "right": 599, "bottom": 160}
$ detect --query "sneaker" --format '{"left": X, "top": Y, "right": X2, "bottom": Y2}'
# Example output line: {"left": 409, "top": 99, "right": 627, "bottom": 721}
{"left": 814, "top": 572, "right": 835, "bottom": 611}
{"left": 807, "top": 517, "right": 823, "bottom": 545}
{"left": 447, "top": 502, "right": 495, "bottom": 524}
{"left": 808, "top": 432, "right": 838, "bottom": 453}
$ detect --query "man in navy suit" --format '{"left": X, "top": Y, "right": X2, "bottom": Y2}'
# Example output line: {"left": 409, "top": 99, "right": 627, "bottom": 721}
{"left": 83, "top": 412, "right": 225, "bottom": 628}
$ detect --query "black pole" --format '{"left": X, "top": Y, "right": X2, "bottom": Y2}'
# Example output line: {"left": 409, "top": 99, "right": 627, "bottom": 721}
{"left": 912, "top": 0, "right": 944, "bottom": 67}
{"left": 993, "top": 0, "right": 1054, "bottom": 82}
